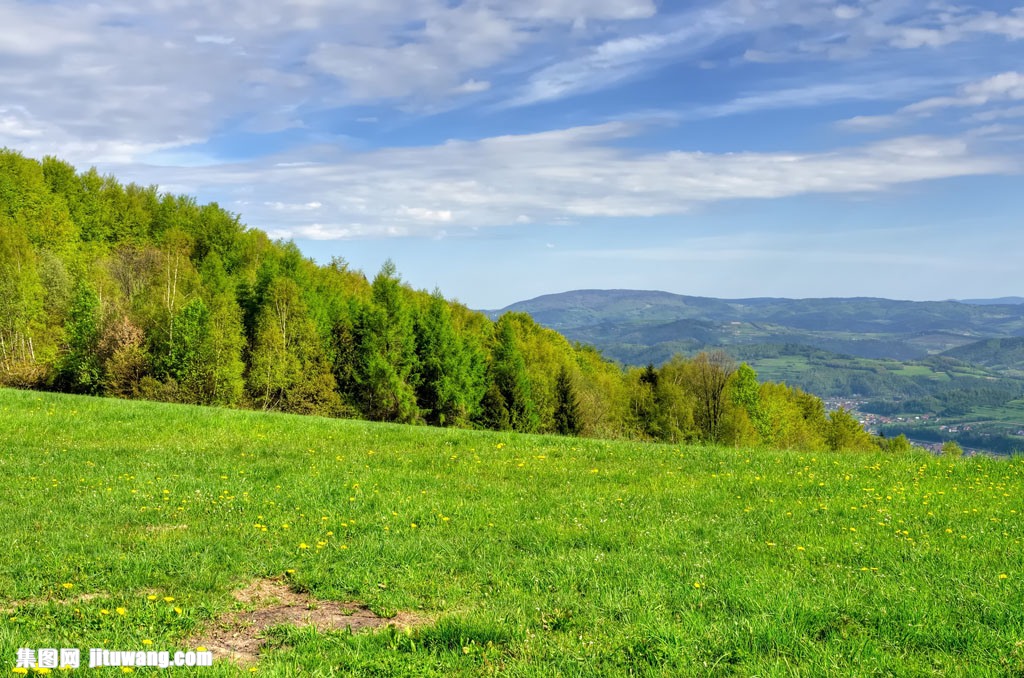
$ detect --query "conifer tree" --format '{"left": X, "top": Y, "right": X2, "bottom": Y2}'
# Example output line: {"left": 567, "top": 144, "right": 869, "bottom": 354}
{"left": 553, "top": 365, "right": 583, "bottom": 436}
{"left": 355, "top": 261, "right": 420, "bottom": 422}
{"left": 414, "top": 290, "right": 487, "bottom": 426}
{"left": 489, "top": 318, "right": 538, "bottom": 432}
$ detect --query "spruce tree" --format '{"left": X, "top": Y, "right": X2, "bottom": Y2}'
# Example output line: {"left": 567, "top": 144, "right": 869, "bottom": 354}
{"left": 489, "top": 318, "right": 538, "bottom": 432}
{"left": 553, "top": 365, "right": 583, "bottom": 436}
{"left": 355, "top": 261, "right": 420, "bottom": 422}
{"left": 415, "top": 290, "right": 468, "bottom": 426}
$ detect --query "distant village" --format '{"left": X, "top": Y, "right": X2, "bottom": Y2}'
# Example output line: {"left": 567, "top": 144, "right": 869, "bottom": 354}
{"left": 822, "top": 397, "right": 997, "bottom": 456}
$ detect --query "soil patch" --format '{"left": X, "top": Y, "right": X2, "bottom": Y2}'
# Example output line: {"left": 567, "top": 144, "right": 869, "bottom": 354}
{"left": 193, "top": 578, "right": 423, "bottom": 665}
{"left": 2, "top": 592, "right": 106, "bottom": 614}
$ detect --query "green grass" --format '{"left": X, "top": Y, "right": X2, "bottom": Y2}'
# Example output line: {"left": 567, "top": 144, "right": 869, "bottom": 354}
{"left": 1, "top": 388, "right": 1023, "bottom": 676}
{"left": 970, "top": 400, "right": 1024, "bottom": 425}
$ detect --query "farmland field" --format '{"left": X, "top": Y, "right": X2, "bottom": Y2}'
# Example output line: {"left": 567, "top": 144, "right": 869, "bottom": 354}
{"left": 1, "top": 388, "right": 1023, "bottom": 676}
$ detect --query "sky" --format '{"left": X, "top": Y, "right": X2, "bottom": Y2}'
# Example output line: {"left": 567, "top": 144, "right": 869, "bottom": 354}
{"left": 1, "top": 0, "right": 1022, "bottom": 308}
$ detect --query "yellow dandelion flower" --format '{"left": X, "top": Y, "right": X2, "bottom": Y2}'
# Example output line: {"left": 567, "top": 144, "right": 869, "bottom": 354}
{"left": 174, "top": 607, "right": 182, "bottom": 615}
{"left": 411, "top": 523, "right": 418, "bottom": 528}
{"left": 61, "top": 583, "right": 74, "bottom": 589}
{"left": 13, "top": 668, "right": 29, "bottom": 675}
{"left": 693, "top": 582, "right": 701, "bottom": 589}
{"left": 196, "top": 646, "right": 207, "bottom": 652}
{"left": 121, "top": 668, "right": 134, "bottom": 674}
{"left": 142, "top": 639, "right": 153, "bottom": 646}
{"left": 116, "top": 607, "right": 126, "bottom": 615}
{"left": 999, "top": 573, "right": 1009, "bottom": 579}
{"left": 100, "top": 609, "right": 110, "bottom": 615}
{"left": 298, "top": 543, "right": 309, "bottom": 549}
{"left": 163, "top": 596, "right": 174, "bottom": 602}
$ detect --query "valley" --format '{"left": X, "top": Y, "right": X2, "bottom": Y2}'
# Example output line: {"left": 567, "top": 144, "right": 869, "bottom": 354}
{"left": 489, "top": 290, "right": 1024, "bottom": 455}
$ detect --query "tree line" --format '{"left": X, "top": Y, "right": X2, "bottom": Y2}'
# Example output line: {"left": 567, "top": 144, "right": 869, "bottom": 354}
{"left": 0, "top": 149, "right": 896, "bottom": 452}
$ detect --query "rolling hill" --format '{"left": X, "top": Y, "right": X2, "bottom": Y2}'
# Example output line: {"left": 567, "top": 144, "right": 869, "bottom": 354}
{"left": 943, "top": 337, "right": 1024, "bottom": 375}
{"left": 488, "top": 290, "right": 1024, "bottom": 454}
{"left": 2, "top": 387, "right": 1022, "bottom": 674}
{"left": 487, "top": 290, "right": 1024, "bottom": 365}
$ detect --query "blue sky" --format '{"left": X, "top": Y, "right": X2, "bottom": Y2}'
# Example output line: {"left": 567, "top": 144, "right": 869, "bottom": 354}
{"left": 1, "top": 0, "right": 1022, "bottom": 308}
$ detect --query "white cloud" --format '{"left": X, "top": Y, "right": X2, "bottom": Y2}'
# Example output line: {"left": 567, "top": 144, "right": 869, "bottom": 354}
{"left": 194, "top": 34, "right": 235, "bottom": 45}
{"left": 733, "top": 3, "right": 1024, "bottom": 65}
{"left": 833, "top": 6, "right": 862, "bottom": 21}
{"left": 304, "top": 0, "right": 656, "bottom": 104}
{"left": 971, "top": 105, "right": 1024, "bottom": 122}
{"left": 266, "top": 201, "right": 323, "bottom": 211}
{"left": 0, "top": 3, "right": 93, "bottom": 56}
{"left": 683, "top": 76, "right": 958, "bottom": 122}
{"left": 453, "top": 79, "right": 492, "bottom": 94}
{"left": 397, "top": 206, "right": 454, "bottom": 223}
{"left": 84, "top": 123, "right": 1014, "bottom": 240}
{"left": 836, "top": 114, "right": 902, "bottom": 131}
{"left": 0, "top": 0, "right": 667, "bottom": 164}
{"left": 839, "top": 71, "right": 1024, "bottom": 130}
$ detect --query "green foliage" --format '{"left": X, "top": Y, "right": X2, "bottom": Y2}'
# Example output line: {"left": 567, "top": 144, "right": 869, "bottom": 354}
{"left": 54, "top": 284, "right": 104, "bottom": 394}
{"left": 0, "top": 212, "right": 45, "bottom": 378}
{"left": 355, "top": 262, "right": 420, "bottom": 423}
{"left": 553, "top": 365, "right": 583, "bottom": 436}
{"left": 249, "top": 276, "right": 340, "bottom": 415}
{"left": 99, "top": 315, "right": 149, "bottom": 398}
{"left": 885, "top": 434, "right": 914, "bottom": 454}
{"left": 827, "top": 407, "right": 880, "bottom": 452}
{"left": 478, "top": 382, "right": 511, "bottom": 431}
{"left": 690, "top": 350, "right": 736, "bottom": 443}
{"left": 942, "top": 440, "right": 964, "bottom": 457}
{"left": 487, "top": 317, "right": 538, "bottom": 433}
{"left": 0, "top": 148, "right": 884, "bottom": 451}
{"left": 732, "top": 362, "right": 760, "bottom": 416}
{"left": 415, "top": 291, "right": 485, "bottom": 427}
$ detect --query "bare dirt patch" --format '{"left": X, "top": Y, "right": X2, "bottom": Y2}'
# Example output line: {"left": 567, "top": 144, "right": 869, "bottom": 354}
{"left": 2, "top": 592, "right": 106, "bottom": 614}
{"left": 143, "top": 524, "right": 189, "bottom": 533}
{"left": 193, "top": 578, "right": 424, "bottom": 665}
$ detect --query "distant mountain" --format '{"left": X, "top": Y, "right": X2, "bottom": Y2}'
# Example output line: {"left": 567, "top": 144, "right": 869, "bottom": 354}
{"left": 485, "top": 290, "right": 1024, "bottom": 455}
{"left": 487, "top": 290, "right": 1024, "bottom": 365}
{"left": 942, "top": 337, "right": 1024, "bottom": 374}
{"left": 958, "top": 297, "right": 1024, "bottom": 306}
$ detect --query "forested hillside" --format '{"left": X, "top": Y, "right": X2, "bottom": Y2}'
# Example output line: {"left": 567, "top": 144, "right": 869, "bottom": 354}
{"left": 0, "top": 149, "right": 887, "bottom": 452}
{"left": 490, "top": 289, "right": 1024, "bottom": 363}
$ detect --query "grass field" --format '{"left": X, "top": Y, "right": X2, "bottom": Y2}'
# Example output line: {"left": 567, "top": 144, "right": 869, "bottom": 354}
{"left": 971, "top": 400, "right": 1024, "bottom": 425}
{"left": 1, "top": 388, "right": 1023, "bottom": 676}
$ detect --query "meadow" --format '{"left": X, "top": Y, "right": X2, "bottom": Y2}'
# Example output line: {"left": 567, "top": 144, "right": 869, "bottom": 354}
{"left": 1, "top": 387, "right": 1022, "bottom": 676}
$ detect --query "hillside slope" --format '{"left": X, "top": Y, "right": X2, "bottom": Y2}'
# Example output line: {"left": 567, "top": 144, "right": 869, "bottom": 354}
{"left": 943, "top": 337, "right": 1024, "bottom": 374}
{"left": 0, "top": 149, "right": 889, "bottom": 453}
{"left": 1, "top": 387, "right": 1022, "bottom": 675}
{"left": 488, "top": 289, "right": 1024, "bottom": 362}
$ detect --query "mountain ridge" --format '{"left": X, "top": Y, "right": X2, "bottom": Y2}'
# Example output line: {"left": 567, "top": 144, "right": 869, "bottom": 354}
{"left": 485, "top": 289, "right": 1024, "bottom": 364}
